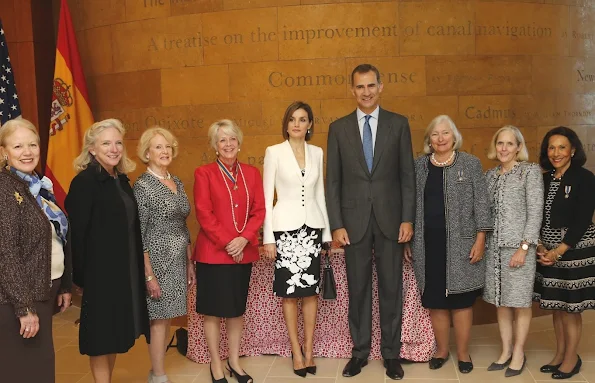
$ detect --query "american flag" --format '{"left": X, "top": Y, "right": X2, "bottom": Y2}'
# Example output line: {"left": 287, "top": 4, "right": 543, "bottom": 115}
{"left": 0, "top": 19, "right": 21, "bottom": 125}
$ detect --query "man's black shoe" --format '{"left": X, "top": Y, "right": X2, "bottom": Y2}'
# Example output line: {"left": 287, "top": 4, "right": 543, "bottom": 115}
{"left": 342, "top": 357, "right": 368, "bottom": 377}
{"left": 384, "top": 359, "right": 404, "bottom": 380}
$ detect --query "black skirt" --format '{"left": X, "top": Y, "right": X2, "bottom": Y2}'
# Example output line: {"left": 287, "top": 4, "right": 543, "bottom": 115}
{"left": 273, "top": 225, "right": 322, "bottom": 298}
{"left": 422, "top": 227, "right": 481, "bottom": 310}
{"left": 195, "top": 262, "right": 252, "bottom": 318}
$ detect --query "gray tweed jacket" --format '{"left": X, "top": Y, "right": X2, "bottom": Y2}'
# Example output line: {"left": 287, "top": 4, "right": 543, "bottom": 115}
{"left": 411, "top": 152, "right": 493, "bottom": 295}
{"left": 485, "top": 162, "right": 544, "bottom": 247}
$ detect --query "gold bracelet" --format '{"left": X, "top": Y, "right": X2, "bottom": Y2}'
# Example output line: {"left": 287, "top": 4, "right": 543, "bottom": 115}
{"left": 145, "top": 275, "right": 154, "bottom": 282}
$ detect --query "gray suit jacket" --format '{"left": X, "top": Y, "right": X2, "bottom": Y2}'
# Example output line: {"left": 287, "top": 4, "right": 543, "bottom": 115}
{"left": 325, "top": 108, "right": 416, "bottom": 244}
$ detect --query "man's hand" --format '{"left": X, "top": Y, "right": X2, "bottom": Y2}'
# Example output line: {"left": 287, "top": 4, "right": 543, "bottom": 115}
{"left": 332, "top": 228, "right": 350, "bottom": 246}
{"left": 398, "top": 222, "right": 413, "bottom": 243}
{"left": 404, "top": 243, "right": 412, "bottom": 262}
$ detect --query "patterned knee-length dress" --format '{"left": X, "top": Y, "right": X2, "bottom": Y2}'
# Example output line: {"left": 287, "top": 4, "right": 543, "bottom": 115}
{"left": 133, "top": 172, "right": 191, "bottom": 320}
{"left": 534, "top": 177, "right": 595, "bottom": 312}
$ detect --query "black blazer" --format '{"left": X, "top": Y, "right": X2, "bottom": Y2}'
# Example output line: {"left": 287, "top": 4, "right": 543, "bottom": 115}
{"left": 544, "top": 164, "right": 595, "bottom": 247}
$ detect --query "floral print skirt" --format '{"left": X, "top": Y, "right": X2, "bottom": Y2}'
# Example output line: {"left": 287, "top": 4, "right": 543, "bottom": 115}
{"left": 273, "top": 225, "right": 322, "bottom": 298}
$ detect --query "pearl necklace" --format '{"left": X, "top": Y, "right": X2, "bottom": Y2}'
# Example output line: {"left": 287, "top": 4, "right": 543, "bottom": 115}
{"left": 551, "top": 169, "right": 565, "bottom": 181}
{"left": 431, "top": 151, "right": 455, "bottom": 166}
{"left": 147, "top": 167, "right": 171, "bottom": 180}
{"left": 218, "top": 162, "right": 249, "bottom": 233}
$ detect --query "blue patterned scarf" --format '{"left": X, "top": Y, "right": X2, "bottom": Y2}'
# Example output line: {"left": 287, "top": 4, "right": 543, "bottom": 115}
{"left": 11, "top": 168, "right": 69, "bottom": 244}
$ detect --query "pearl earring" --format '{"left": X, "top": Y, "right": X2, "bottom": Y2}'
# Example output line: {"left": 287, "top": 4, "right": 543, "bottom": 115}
{"left": 307, "top": 129, "right": 311, "bottom": 134}
{"left": 146, "top": 154, "right": 150, "bottom": 160}
{"left": 238, "top": 148, "right": 241, "bottom": 152}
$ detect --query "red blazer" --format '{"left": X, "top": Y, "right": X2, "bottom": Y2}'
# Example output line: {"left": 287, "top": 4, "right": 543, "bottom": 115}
{"left": 193, "top": 162, "right": 265, "bottom": 264}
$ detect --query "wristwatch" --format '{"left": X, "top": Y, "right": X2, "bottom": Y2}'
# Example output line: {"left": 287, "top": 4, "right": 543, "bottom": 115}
{"left": 521, "top": 243, "right": 529, "bottom": 251}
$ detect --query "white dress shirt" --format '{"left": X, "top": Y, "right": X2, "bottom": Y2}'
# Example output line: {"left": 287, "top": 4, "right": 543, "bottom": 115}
{"left": 356, "top": 106, "right": 379, "bottom": 153}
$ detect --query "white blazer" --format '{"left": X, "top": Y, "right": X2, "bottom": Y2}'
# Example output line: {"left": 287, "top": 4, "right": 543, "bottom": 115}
{"left": 263, "top": 141, "right": 332, "bottom": 244}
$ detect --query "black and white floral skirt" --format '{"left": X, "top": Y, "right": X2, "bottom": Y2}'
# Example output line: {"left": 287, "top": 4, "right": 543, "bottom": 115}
{"left": 273, "top": 225, "right": 322, "bottom": 298}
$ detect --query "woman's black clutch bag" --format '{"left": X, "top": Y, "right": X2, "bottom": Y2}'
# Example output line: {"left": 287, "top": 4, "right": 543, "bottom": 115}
{"left": 322, "top": 244, "right": 337, "bottom": 300}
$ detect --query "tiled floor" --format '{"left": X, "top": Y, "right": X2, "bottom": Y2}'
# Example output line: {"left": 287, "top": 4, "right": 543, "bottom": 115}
{"left": 54, "top": 308, "right": 595, "bottom": 382}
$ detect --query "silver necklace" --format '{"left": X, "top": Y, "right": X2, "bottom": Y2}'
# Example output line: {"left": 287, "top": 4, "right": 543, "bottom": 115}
{"left": 147, "top": 167, "right": 171, "bottom": 180}
{"left": 431, "top": 151, "right": 455, "bottom": 166}
{"left": 218, "top": 163, "right": 249, "bottom": 233}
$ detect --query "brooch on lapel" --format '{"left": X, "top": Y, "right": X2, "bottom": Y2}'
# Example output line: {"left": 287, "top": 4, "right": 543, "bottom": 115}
{"left": 565, "top": 185, "right": 571, "bottom": 199}
{"left": 14, "top": 191, "right": 23, "bottom": 205}
{"left": 457, "top": 170, "right": 464, "bottom": 181}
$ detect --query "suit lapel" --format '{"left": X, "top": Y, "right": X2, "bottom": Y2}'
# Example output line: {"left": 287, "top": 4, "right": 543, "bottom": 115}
{"left": 372, "top": 108, "right": 390, "bottom": 174}
{"left": 344, "top": 111, "right": 371, "bottom": 176}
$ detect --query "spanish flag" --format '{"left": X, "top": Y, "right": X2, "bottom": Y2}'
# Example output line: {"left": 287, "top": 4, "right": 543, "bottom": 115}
{"left": 46, "top": 0, "right": 93, "bottom": 207}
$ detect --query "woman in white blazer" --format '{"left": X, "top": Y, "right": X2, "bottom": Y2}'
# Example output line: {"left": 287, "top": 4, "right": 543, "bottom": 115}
{"left": 263, "top": 101, "right": 332, "bottom": 377}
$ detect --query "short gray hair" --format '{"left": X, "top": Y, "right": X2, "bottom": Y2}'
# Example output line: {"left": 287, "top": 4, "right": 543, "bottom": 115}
{"left": 423, "top": 115, "right": 463, "bottom": 154}
{"left": 208, "top": 119, "right": 243, "bottom": 151}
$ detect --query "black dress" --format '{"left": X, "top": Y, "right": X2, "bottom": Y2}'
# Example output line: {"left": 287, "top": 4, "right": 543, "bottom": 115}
{"left": 422, "top": 162, "right": 481, "bottom": 309}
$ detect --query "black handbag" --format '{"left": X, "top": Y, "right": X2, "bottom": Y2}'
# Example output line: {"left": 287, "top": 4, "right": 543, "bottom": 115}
{"left": 167, "top": 327, "right": 189, "bottom": 356}
{"left": 322, "top": 252, "right": 337, "bottom": 300}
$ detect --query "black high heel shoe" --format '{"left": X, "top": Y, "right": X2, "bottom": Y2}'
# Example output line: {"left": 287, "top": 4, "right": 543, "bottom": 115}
{"left": 552, "top": 356, "right": 582, "bottom": 380}
{"left": 226, "top": 361, "right": 253, "bottom": 383}
{"left": 210, "top": 364, "right": 228, "bottom": 383}
{"left": 291, "top": 352, "right": 307, "bottom": 378}
{"left": 301, "top": 346, "right": 317, "bottom": 375}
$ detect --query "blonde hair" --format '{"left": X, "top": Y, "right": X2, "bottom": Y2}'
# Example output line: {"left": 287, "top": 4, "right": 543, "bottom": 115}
{"left": 137, "top": 127, "right": 179, "bottom": 164}
{"left": 0, "top": 118, "right": 40, "bottom": 167}
{"left": 487, "top": 125, "right": 529, "bottom": 162}
{"left": 208, "top": 119, "right": 243, "bottom": 151}
{"left": 73, "top": 118, "right": 136, "bottom": 174}
{"left": 423, "top": 115, "right": 463, "bottom": 154}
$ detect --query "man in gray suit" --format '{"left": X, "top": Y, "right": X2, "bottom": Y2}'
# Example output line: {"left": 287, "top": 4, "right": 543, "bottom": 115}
{"left": 326, "top": 64, "right": 415, "bottom": 380}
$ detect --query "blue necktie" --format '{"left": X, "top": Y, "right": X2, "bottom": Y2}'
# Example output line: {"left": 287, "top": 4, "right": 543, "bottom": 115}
{"left": 363, "top": 115, "right": 373, "bottom": 172}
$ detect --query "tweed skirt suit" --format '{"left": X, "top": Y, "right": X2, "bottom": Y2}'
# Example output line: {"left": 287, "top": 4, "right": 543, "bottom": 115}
{"left": 483, "top": 162, "right": 544, "bottom": 307}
